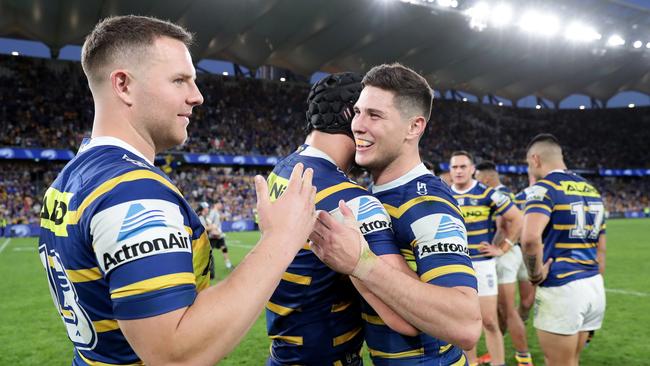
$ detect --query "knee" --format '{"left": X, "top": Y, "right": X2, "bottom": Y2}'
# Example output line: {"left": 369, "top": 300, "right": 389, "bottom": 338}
{"left": 482, "top": 315, "right": 500, "bottom": 331}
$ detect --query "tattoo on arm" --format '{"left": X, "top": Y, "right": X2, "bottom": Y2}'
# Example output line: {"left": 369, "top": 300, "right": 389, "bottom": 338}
{"left": 525, "top": 254, "right": 542, "bottom": 283}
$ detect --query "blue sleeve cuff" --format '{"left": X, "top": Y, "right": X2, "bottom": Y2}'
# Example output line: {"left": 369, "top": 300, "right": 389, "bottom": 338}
{"left": 113, "top": 284, "right": 196, "bottom": 320}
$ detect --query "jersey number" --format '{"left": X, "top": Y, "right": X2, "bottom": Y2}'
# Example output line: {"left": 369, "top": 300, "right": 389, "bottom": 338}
{"left": 569, "top": 202, "right": 604, "bottom": 240}
{"left": 39, "top": 244, "right": 97, "bottom": 350}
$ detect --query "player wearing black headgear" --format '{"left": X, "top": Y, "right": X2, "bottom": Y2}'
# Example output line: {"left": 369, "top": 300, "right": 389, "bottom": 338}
{"left": 305, "top": 72, "right": 363, "bottom": 137}
{"left": 265, "top": 73, "right": 416, "bottom": 366}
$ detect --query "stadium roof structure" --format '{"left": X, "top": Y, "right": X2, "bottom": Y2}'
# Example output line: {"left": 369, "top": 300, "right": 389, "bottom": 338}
{"left": 1, "top": 0, "right": 650, "bottom": 104}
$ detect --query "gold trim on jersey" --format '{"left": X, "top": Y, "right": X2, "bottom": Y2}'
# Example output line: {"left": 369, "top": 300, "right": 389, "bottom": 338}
{"left": 282, "top": 272, "right": 312, "bottom": 286}
{"left": 70, "top": 169, "right": 182, "bottom": 225}
{"left": 78, "top": 351, "right": 144, "bottom": 366}
{"left": 93, "top": 319, "right": 120, "bottom": 333}
{"left": 451, "top": 354, "right": 467, "bottom": 366}
{"left": 555, "top": 257, "right": 597, "bottom": 265}
{"left": 383, "top": 196, "right": 462, "bottom": 219}
{"left": 439, "top": 343, "right": 453, "bottom": 353}
{"left": 556, "top": 270, "right": 586, "bottom": 279}
{"left": 555, "top": 242, "right": 597, "bottom": 249}
{"left": 267, "top": 301, "right": 296, "bottom": 316}
{"left": 368, "top": 347, "right": 425, "bottom": 359}
{"left": 467, "top": 228, "right": 489, "bottom": 236}
{"left": 269, "top": 334, "right": 304, "bottom": 345}
{"left": 331, "top": 301, "right": 353, "bottom": 313}
{"left": 110, "top": 272, "right": 195, "bottom": 299}
{"left": 420, "top": 264, "right": 476, "bottom": 283}
{"left": 333, "top": 327, "right": 362, "bottom": 347}
{"left": 553, "top": 224, "right": 594, "bottom": 231}
{"left": 66, "top": 267, "right": 103, "bottom": 283}
{"left": 316, "top": 182, "right": 362, "bottom": 204}
{"left": 362, "top": 312, "right": 386, "bottom": 325}
{"left": 525, "top": 204, "right": 552, "bottom": 213}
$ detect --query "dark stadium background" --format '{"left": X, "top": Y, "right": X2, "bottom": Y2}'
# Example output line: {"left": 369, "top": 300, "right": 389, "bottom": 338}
{"left": 0, "top": 1, "right": 648, "bottom": 365}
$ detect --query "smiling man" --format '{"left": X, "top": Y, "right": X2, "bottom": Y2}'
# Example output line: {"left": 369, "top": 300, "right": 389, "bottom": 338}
{"left": 309, "top": 63, "right": 481, "bottom": 365}
{"left": 38, "top": 15, "right": 317, "bottom": 366}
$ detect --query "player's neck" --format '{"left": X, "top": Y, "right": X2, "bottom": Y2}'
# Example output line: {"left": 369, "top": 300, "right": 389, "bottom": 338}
{"left": 540, "top": 162, "right": 567, "bottom": 178}
{"left": 91, "top": 101, "right": 156, "bottom": 163}
{"left": 372, "top": 151, "right": 421, "bottom": 186}
{"left": 453, "top": 179, "right": 474, "bottom": 192}
{"left": 304, "top": 132, "right": 355, "bottom": 172}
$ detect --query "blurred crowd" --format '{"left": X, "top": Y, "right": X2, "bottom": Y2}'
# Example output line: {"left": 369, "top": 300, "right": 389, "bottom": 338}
{"left": 2, "top": 54, "right": 649, "bottom": 169}
{"left": 0, "top": 54, "right": 649, "bottom": 227}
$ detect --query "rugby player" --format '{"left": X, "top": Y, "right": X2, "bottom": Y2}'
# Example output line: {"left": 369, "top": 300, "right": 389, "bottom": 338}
{"left": 207, "top": 201, "right": 233, "bottom": 271}
{"left": 38, "top": 15, "right": 316, "bottom": 366}
{"left": 449, "top": 152, "right": 522, "bottom": 366}
{"left": 521, "top": 134, "right": 606, "bottom": 366}
{"left": 309, "top": 63, "right": 482, "bottom": 365}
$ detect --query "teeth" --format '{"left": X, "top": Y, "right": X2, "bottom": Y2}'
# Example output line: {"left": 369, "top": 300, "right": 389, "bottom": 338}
{"left": 355, "top": 138, "right": 373, "bottom": 147}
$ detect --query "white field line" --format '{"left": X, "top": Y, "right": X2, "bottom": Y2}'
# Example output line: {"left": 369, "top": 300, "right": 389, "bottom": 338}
{"left": 13, "top": 247, "right": 36, "bottom": 252}
{"left": 0, "top": 238, "right": 10, "bottom": 254}
{"left": 606, "top": 288, "right": 650, "bottom": 297}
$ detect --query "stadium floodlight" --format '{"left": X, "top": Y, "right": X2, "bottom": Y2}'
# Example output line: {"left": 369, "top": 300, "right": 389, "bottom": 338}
{"left": 490, "top": 3, "right": 513, "bottom": 27}
{"left": 579, "top": 105, "right": 585, "bottom": 110}
{"left": 606, "top": 34, "right": 625, "bottom": 47}
{"left": 222, "top": 71, "right": 229, "bottom": 76}
{"left": 519, "top": 11, "right": 560, "bottom": 37}
{"left": 628, "top": 103, "right": 635, "bottom": 108}
{"left": 280, "top": 77, "right": 286, "bottom": 82}
{"left": 462, "top": 97, "right": 468, "bottom": 102}
{"left": 498, "top": 101, "right": 504, "bottom": 106}
{"left": 11, "top": 51, "right": 19, "bottom": 56}
{"left": 466, "top": 2, "right": 489, "bottom": 31}
{"left": 633, "top": 40, "right": 643, "bottom": 49}
{"left": 564, "top": 22, "right": 601, "bottom": 42}
{"left": 535, "top": 104, "right": 542, "bottom": 109}
{"left": 646, "top": 41, "right": 650, "bottom": 49}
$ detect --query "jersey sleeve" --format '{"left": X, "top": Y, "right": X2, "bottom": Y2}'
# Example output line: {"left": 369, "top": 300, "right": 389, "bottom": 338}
{"left": 490, "top": 189, "right": 515, "bottom": 216}
{"left": 331, "top": 195, "right": 400, "bottom": 256}
{"left": 89, "top": 180, "right": 197, "bottom": 320}
{"left": 524, "top": 183, "right": 554, "bottom": 216}
{"left": 401, "top": 198, "right": 477, "bottom": 290}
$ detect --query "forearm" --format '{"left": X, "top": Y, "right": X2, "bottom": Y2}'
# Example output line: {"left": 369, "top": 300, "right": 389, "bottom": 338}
{"left": 123, "top": 233, "right": 301, "bottom": 365}
{"left": 521, "top": 235, "right": 544, "bottom": 283}
{"left": 351, "top": 277, "right": 419, "bottom": 336}
{"left": 597, "top": 235, "right": 606, "bottom": 274}
{"left": 358, "top": 260, "right": 481, "bottom": 349}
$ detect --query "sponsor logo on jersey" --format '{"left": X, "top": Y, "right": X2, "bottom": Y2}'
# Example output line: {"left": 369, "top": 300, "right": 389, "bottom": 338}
{"left": 359, "top": 220, "right": 391, "bottom": 235}
{"left": 490, "top": 190, "right": 509, "bottom": 207}
{"left": 357, "top": 197, "right": 385, "bottom": 221}
{"left": 560, "top": 181, "right": 600, "bottom": 198}
{"left": 411, "top": 214, "right": 469, "bottom": 258}
{"left": 103, "top": 231, "right": 192, "bottom": 271}
{"left": 40, "top": 187, "right": 74, "bottom": 237}
{"left": 118, "top": 203, "right": 167, "bottom": 241}
{"left": 526, "top": 185, "right": 548, "bottom": 202}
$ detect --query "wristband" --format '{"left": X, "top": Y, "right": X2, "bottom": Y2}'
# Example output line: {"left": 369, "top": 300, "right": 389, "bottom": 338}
{"left": 351, "top": 234, "right": 377, "bottom": 280}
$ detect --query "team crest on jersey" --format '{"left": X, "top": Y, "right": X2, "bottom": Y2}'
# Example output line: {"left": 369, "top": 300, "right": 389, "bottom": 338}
{"left": 416, "top": 181, "right": 428, "bottom": 196}
{"left": 457, "top": 198, "right": 465, "bottom": 205}
{"left": 122, "top": 154, "right": 150, "bottom": 169}
{"left": 470, "top": 198, "right": 479, "bottom": 206}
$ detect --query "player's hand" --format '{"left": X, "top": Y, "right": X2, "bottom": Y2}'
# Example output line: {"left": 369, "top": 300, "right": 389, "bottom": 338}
{"left": 479, "top": 241, "right": 504, "bottom": 257}
{"left": 309, "top": 200, "right": 377, "bottom": 279}
{"left": 254, "top": 163, "right": 317, "bottom": 252}
{"left": 529, "top": 258, "right": 553, "bottom": 285}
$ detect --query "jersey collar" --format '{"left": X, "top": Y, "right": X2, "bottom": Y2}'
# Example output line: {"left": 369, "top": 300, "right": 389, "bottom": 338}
{"left": 78, "top": 136, "right": 154, "bottom": 165}
{"left": 372, "top": 163, "right": 432, "bottom": 194}
{"left": 299, "top": 144, "right": 337, "bottom": 166}
{"left": 451, "top": 179, "right": 477, "bottom": 194}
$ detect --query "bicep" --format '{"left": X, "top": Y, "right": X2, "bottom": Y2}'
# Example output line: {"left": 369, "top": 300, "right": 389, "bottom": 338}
{"left": 521, "top": 213, "right": 550, "bottom": 244}
{"left": 118, "top": 308, "right": 186, "bottom": 364}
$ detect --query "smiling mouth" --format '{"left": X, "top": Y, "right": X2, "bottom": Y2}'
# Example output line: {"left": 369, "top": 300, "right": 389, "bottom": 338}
{"left": 355, "top": 138, "right": 374, "bottom": 149}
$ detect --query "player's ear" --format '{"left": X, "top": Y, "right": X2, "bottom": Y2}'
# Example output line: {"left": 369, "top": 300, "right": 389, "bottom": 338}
{"left": 407, "top": 116, "right": 427, "bottom": 140}
{"left": 110, "top": 69, "right": 134, "bottom": 106}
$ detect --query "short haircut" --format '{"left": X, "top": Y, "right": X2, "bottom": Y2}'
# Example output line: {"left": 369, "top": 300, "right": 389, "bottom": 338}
{"left": 527, "top": 133, "right": 561, "bottom": 152}
{"left": 475, "top": 160, "right": 497, "bottom": 172}
{"left": 362, "top": 63, "right": 433, "bottom": 120}
{"left": 450, "top": 150, "right": 474, "bottom": 164}
{"left": 81, "top": 15, "right": 193, "bottom": 84}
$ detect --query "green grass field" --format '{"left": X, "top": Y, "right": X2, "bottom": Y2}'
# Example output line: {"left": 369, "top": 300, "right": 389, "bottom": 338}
{"left": 1, "top": 219, "right": 648, "bottom": 365}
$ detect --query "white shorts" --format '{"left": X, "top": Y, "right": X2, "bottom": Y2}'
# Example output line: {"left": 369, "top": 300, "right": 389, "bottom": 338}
{"left": 473, "top": 258, "right": 498, "bottom": 297}
{"left": 534, "top": 274, "right": 606, "bottom": 335}
{"left": 496, "top": 245, "right": 528, "bottom": 284}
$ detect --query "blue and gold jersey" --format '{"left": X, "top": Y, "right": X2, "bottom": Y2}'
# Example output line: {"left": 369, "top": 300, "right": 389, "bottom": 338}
{"left": 451, "top": 180, "right": 514, "bottom": 261}
{"left": 365, "top": 163, "right": 476, "bottom": 365}
{"left": 524, "top": 170, "right": 605, "bottom": 287}
{"left": 266, "top": 145, "right": 397, "bottom": 366}
{"left": 38, "top": 137, "right": 211, "bottom": 366}
{"left": 513, "top": 189, "right": 528, "bottom": 211}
